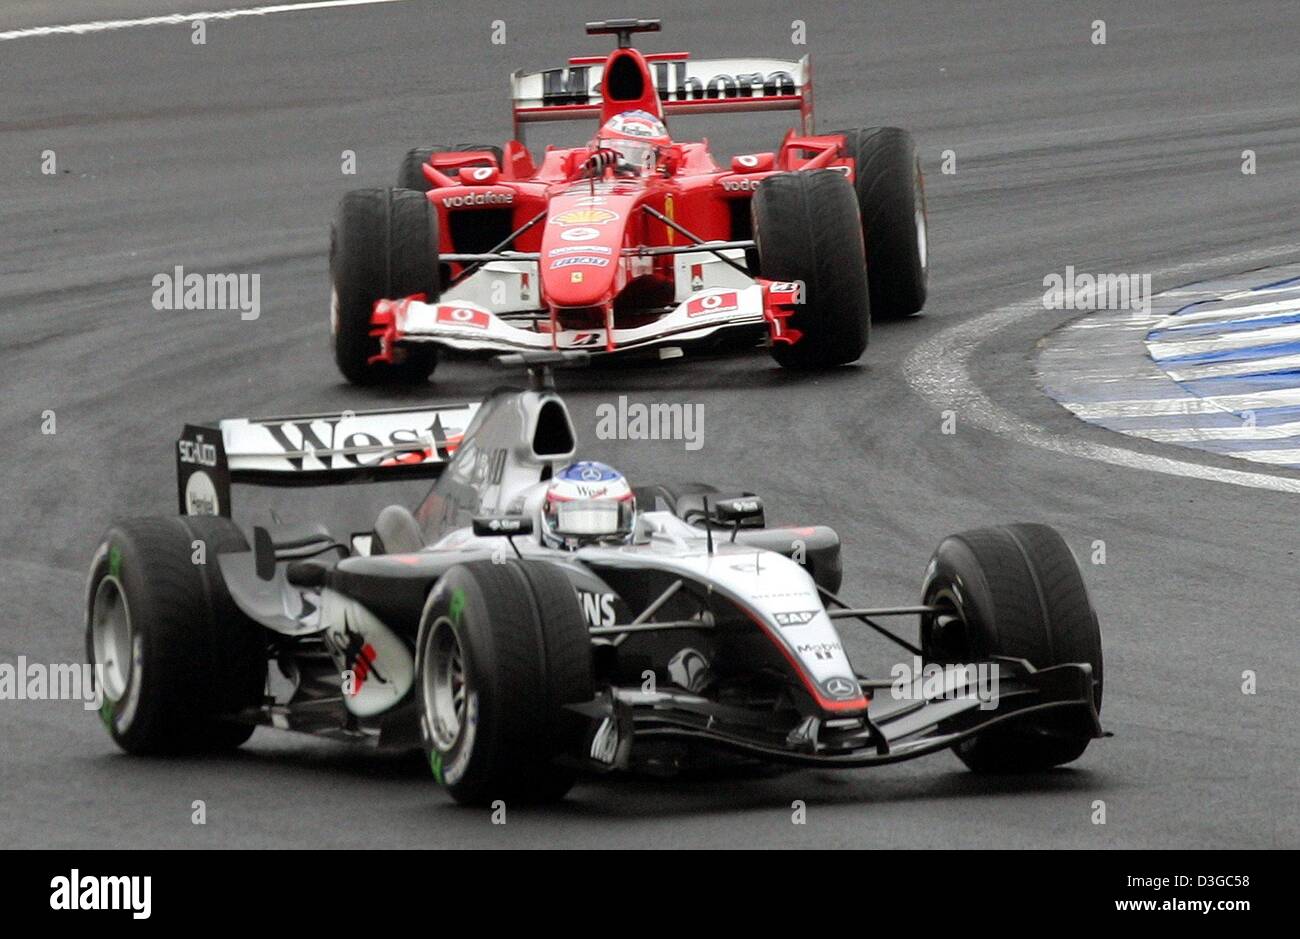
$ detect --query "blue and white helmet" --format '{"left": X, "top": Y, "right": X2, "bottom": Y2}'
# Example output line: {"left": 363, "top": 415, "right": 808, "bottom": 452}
{"left": 541, "top": 461, "right": 636, "bottom": 548}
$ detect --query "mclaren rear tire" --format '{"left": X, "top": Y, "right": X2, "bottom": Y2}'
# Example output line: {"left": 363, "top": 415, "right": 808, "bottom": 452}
{"left": 85, "top": 516, "right": 266, "bottom": 755}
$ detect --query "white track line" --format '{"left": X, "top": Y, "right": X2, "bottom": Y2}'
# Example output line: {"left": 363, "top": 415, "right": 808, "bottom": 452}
{"left": 1227, "top": 448, "right": 1300, "bottom": 464}
{"left": 1154, "top": 296, "right": 1300, "bottom": 329}
{"left": 1166, "top": 352, "right": 1300, "bottom": 381}
{"left": 0, "top": 0, "right": 409, "bottom": 41}
{"left": 903, "top": 243, "right": 1300, "bottom": 495}
{"left": 1066, "top": 386, "right": 1300, "bottom": 418}
{"left": 1139, "top": 420, "right": 1300, "bottom": 444}
{"left": 1148, "top": 322, "right": 1300, "bottom": 359}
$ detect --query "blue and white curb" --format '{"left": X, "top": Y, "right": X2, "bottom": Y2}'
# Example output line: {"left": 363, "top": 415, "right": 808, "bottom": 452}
{"left": 1040, "top": 264, "right": 1300, "bottom": 471}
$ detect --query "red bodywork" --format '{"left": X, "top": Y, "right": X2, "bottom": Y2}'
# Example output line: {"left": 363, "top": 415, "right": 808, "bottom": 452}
{"left": 371, "top": 43, "right": 854, "bottom": 361}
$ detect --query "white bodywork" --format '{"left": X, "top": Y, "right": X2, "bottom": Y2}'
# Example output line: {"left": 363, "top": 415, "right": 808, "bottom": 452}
{"left": 398, "top": 282, "right": 765, "bottom": 355}
{"left": 217, "top": 403, "right": 480, "bottom": 476}
{"left": 510, "top": 56, "right": 811, "bottom": 120}
{"left": 414, "top": 509, "right": 864, "bottom": 712}
{"left": 577, "top": 513, "right": 862, "bottom": 706}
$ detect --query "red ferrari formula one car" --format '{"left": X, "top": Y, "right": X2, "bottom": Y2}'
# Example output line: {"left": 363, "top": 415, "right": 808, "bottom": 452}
{"left": 330, "top": 18, "right": 929, "bottom": 384}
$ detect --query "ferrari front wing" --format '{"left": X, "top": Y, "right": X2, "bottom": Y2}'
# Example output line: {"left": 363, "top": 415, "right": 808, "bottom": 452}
{"left": 367, "top": 282, "right": 804, "bottom": 362}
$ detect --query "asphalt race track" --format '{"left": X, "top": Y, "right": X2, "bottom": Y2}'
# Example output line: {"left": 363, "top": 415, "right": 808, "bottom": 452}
{"left": 2, "top": 0, "right": 1298, "bottom": 849}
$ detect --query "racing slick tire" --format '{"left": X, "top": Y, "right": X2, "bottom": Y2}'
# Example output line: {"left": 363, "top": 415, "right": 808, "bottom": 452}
{"left": 830, "top": 127, "right": 928, "bottom": 319}
{"left": 85, "top": 516, "right": 267, "bottom": 755}
{"left": 753, "top": 170, "right": 871, "bottom": 368}
{"left": 416, "top": 559, "right": 594, "bottom": 806}
{"left": 920, "top": 523, "right": 1103, "bottom": 772}
{"left": 398, "top": 144, "right": 505, "bottom": 191}
{"left": 330, "top": 187, "right": 439, "bottom": 385}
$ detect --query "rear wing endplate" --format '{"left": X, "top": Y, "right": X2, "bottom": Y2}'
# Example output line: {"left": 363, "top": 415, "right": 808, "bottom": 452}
{"left": 176, "top": 402, "right": 479, "bottom": 517}
{"left": 510, "top": 54, "right": 812, "bottom": 140}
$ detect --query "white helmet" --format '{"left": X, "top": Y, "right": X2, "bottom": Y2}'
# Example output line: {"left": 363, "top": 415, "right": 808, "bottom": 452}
{"left": 592, "top": 110, "right": 668, "bottom": 177}
{"left": 541, "top": 462, "right": 636, "bottom": 548}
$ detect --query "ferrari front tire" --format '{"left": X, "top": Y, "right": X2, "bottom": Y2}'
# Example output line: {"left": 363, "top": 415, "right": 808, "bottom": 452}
{"left": 753, "top": 170, "right": 871, "bottom": 368}
{"left": 416, "top": 560, "right": 594, "bottom": 806}
{"left": 330, "top": 187, "right": 439, "bottom": 385}
{"left": 85, "top": 517, "right": 266, "bottom": 755}
{"left": 921, "top": 523, "right": 1103, "bottom": 772}
{"left": 831, "top": 127, "right": 928, "bottom": 319}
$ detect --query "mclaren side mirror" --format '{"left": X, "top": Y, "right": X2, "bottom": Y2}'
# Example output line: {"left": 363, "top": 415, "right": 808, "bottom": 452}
{"left": 714, "top": 496, "right": 764, "bottom": 524}
{"left": 472, "top": 515, "right": 534, "bottom": 537}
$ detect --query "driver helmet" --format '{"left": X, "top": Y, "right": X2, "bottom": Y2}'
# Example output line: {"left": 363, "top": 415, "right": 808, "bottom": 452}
{"left": 541, "top": 461, "right": 636, "bottom": 548}
{"left": 593, "top": 110, "right": 669, "bottom": 176}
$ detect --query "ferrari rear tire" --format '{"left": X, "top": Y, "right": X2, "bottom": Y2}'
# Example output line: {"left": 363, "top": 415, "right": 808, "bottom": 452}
{"left": 753, "top": 170, "right": 871, "bottom": 368}
{"left": 330, "top": 187, "right": 439, "bottom": 385}
{"left": 831, "top": 127, "right": 928, "bottom": 319}
{"left": 398, "top": 144, "right": 505, "bottom": 192}
{"left": 416, "top": 560, "right": 594, "bottom": 806}
{"left": 85, "top": 516, "right": 267, "bottom": 755}
{"left": 920, "top": 523, "right": 1103, "bottom": 772}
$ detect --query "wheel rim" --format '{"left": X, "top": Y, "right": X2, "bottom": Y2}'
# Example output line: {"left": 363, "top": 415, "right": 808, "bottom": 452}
{"left": 90, "top": 576, "right": 133, "bottom": 701}
{"left": 423, "top": 618, "right": 467, "bottom": 752}
{"left": 923, "top": 586, "right": 968, "bottom": 662}
{"left": 914, "top": 170, "right": 929, "bottom": 274}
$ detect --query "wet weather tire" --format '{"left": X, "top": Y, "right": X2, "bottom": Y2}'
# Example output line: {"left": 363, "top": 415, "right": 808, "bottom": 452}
{"left": 921, "top": 523, "right": 1103, "bottom": 772}
{"left": 330, "top": 187, "right": 439, "bottom": 385}
{"left": 753, "top": 169, "right": 871, "bottom": 368}
{"left": 831, "top": 127, "right": 928, "bottom": 319}
{"left": 85, "top": 516, "right": 266, "bottom": 755}
{"left": 417, "top": 560, "right": 594, "bottom": 806}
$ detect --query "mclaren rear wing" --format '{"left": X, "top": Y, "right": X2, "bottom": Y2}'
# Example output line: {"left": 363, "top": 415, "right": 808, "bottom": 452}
{"left": 175, "top": 402, "right": 479, "bottom": 517}
{"left": 510, "top": 53, "right": 813, "bottom": 140}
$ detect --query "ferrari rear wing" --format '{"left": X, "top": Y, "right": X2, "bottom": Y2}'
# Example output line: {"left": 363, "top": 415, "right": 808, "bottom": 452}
{"left": 510, "top": 53, "right": 813, "bottom": 139}
{"left": 175, "top": 402, "right": 479, "bottom": 517}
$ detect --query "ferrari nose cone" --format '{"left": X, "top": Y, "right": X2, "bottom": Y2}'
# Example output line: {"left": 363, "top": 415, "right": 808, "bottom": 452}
{"left": 541, "top": 199, "right": 628, "bottom": 307}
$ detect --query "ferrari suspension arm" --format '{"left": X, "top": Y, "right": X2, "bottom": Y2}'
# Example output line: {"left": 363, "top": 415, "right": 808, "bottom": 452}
{"left": 442, "top": 250, "right": 541, "bottom": 262}
{"left": 442, "top": 242, "right": 756, "bottom": 263}
{"left": 446, "top": 209, "right": 548, "bottom": 289}
{"left": 639, "top": 205, "right": 752, "bottom": 278}
{"left": 625, "top": 240, "right": 755, "bottom": 257}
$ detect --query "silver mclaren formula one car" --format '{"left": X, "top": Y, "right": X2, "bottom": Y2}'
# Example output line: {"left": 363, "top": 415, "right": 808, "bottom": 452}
{"left": 86, "top": 354, "right": 1103, "bottom": 805}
